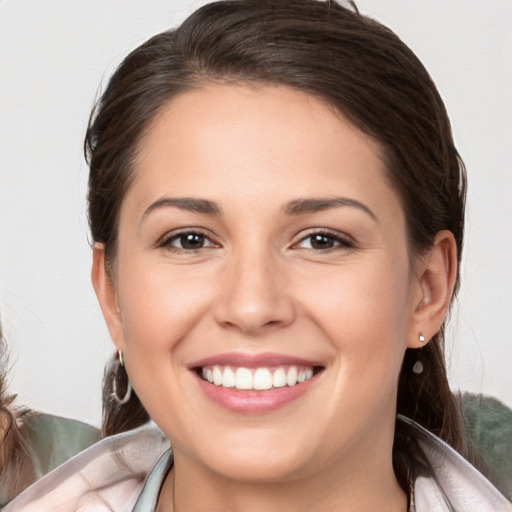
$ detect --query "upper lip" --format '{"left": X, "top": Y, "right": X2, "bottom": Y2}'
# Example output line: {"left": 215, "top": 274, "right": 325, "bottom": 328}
{"left": 189, "top": 352, "right": 323, "bottom": 369}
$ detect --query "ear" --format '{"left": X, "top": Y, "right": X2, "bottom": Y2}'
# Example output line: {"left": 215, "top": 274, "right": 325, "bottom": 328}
{"left": 91, "top": 244, "right": 125, "bottom": 352}
{"left": 407, "top": 230, "right": 458, "bottom": 348}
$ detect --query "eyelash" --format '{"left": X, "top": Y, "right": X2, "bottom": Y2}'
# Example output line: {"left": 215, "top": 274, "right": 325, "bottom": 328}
{"left": 158, "top": 228, "right": 355, "bottom": 253}
{"left": 158, "top": 229, "right": 219, "bottom": 252}
{"left": 292, "top": 229, "right": 355, "bottom": 252}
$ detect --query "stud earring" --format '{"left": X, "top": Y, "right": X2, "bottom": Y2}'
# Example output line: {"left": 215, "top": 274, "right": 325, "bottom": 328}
{"left": 412, "top": 334, "right": 427, "bottom": 375}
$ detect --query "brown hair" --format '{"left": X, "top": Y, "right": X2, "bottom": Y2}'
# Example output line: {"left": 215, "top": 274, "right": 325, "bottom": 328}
{"left": 88, "top": 0, "right": 467, "bottom": 489}
{"left": 0, "top": 328, "right": 36, "bottom": 505}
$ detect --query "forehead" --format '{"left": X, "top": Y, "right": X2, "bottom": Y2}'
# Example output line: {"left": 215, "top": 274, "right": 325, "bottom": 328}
{"left": 125, "top": 84, "right": 402, "bottom": 222}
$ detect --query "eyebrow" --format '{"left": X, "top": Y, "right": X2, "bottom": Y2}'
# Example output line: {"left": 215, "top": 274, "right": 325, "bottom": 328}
{"left": 284, "top": 197, "right": 377, "bottom": 221}
{"left": 142, "top": 197, "right": 223, "bottom": 219}
{"left": 141, "top": 196, "right": 376, "bottom": 222}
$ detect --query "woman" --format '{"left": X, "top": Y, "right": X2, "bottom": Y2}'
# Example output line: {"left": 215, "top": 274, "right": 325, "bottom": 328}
{"left": 4, "top": 0, "right": 511, "bottom": 510}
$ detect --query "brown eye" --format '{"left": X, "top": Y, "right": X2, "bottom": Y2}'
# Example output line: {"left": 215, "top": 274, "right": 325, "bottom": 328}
{"left": 295, "top": 231, "right": 354, "bottom": 251}
{"left": 163, "top": 231, "right": 216, "bottom": 250}
{"left": 178, "top": 233, "right": 206, "bottom": 249}
{"left": 309, "top": 234, "right": 336, "bottom": 250}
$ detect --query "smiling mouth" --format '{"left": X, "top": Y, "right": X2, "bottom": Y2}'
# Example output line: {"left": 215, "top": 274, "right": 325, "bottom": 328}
{"left": 197, "top": 365, "right": 322, "bottom": 391}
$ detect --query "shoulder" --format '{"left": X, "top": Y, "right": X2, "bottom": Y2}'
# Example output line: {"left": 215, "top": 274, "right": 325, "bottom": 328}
{"left": 399, "top": 416, "right": 512, "bottom": 512}
{"left": 0, "top": 412, "right": 101, "bottom": 506}
{"left": 461, "top": 392, "right": 512, "bottom": 500}
{"left": 2, "top": 422, "right": 169, "bottom": 512}
{"left": 21, "top": 412, "right": 101, "bottom": 477}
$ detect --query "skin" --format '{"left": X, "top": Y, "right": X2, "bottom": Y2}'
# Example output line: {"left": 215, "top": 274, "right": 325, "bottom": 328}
{"left": 92, "top": 85, "right": 457, "bottom": 511}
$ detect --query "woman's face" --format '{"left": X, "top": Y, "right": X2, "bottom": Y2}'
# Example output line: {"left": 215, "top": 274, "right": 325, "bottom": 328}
{"left": 100, "top": 85, "right": 426, "bottom": 482}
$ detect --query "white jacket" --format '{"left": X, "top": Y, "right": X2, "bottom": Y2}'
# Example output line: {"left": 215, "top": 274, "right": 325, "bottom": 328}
{"left": 3, "top": 418, "right": 511, "bottom": 511}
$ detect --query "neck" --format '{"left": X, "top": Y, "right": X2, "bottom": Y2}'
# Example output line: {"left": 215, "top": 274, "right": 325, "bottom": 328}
{"left": 157, "top": 434, "right": 407, "bottom": 512}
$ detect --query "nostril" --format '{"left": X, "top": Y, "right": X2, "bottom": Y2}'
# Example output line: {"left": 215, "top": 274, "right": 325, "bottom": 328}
{"left": 214, "top": 293, "right": 296, "bottom": 334}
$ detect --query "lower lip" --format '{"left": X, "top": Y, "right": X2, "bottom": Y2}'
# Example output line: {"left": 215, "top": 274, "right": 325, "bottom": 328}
{"left": 195, "top": 372, "right": 319, "bottom": 414}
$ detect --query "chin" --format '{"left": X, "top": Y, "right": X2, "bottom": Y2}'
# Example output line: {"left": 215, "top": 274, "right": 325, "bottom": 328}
{"left": 179, "top": 425, "right": 312, "bottom": 483}
{"left": 206, "top": 449, "right": 310, "bottom": 483}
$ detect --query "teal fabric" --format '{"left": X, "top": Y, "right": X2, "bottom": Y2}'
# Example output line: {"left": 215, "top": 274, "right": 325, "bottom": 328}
{"left": 462, "top": 393, "right": 512, "bottom": 501}
{"left": 132, "top": 449, "right": 173, "bottom": 511}
{"left": 0, "top": 412, "right": 100, "bottom": 507}
{"left": 21, "top": 412, "right": 100, "bottom": 479}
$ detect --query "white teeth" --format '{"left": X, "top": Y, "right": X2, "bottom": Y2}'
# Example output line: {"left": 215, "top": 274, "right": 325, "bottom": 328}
{"left": 235, "top": 367, "right": 253, "bottom": 390}
{"left": 253, "top": 368, "right": 273, "bottom": 390}
{"left": 201, "top": 365, "right": 316, "bottom": 390}
{"left": 286, "top": 367, "right": 298, "bottom": 386}
{"left": 222, "top": 367, "right": 236, "bottom": 388}
{"left": 272, "top": 367, "right": 287, "bottom": 388}
{"left": 213, "top": 366, "right": 223, "bottom": 386}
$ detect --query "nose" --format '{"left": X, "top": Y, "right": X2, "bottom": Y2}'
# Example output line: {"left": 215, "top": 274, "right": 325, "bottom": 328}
{"left": 213, "top": 249, "right": 296, "bottom": 335}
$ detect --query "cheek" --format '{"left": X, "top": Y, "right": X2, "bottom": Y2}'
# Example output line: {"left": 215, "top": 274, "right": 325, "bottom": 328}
{"left": 118, "top": 258, "right": 211, "bottom": 343}
{"left": 304, "top": 258, "right": 412, "bottom": 374}
{"left": 114, "top": 257, "right": 215, "bottom": 425}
